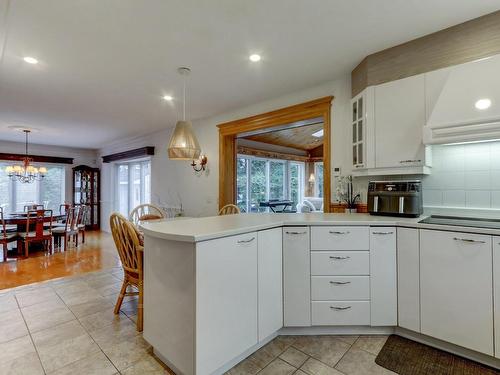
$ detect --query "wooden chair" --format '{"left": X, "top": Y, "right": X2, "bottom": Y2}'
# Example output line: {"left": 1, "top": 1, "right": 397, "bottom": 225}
{"left": 110, "top": 212, "right": 144, "bottom": 332}
{"left": 77, "top": 205, "right": 89, "bottom": 243}
{"left": 17, "top": 209, "right": 53, "bottom": 258}
{"left": 52, "top": 207, "right": 78, "bottom": 250}
{"left": 218, "top": 204, "right": 241, "bottom": 215}
{"left": 0, "top": 207, "right": 17, "bottom": 262}
{"left": 129, "top": 204, "right": 165, "bottom": 225}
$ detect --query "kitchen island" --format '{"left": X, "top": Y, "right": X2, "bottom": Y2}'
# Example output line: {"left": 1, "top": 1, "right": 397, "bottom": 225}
{"left": 141, "top": 213, "right": 500, "bottom": 374}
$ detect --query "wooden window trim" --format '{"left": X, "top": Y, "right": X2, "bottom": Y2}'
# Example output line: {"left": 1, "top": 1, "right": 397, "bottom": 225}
{"left": 217, "top": 96, "right": 333, "bottom": 212}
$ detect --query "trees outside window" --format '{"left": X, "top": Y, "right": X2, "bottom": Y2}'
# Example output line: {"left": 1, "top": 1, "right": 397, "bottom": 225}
{"left": 314, "top": 162, "right": 324, "bottom": 198}
{"left": 236, "top": 156, "right": 304, "bottom": 213}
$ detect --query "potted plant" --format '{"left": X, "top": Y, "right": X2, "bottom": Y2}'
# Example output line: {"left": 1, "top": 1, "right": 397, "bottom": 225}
{"left": 336, "top": 175, "right": 360, "bottom": 213}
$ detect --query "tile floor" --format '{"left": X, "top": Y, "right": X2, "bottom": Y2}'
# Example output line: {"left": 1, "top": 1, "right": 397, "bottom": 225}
{"left": 0, "top": 267, "right": 172, "bottom": 375}
{"left": 226, "top": 334, "right": 395, "bottom": 375}
{"left": 0, "top": 267, "right": 395, "bottom": 375}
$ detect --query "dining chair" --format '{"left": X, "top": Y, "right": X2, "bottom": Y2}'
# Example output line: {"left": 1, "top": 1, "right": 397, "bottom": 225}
{"left": 77, "top": 205, "right": 88, "bottom": 243}
{"left": 129, "top": 204, "right": 165, "bottom": 225}
{"left": 218, "top": 204, "right": 241, "bottom": 215}
{"left": 0, "top": 207, "right": 18, "bottom": 262}
{"left": 110, "top": 212, "right": 144, "bottom": 331}
{"left": 17, "top": 209, "right": 53, "bottom": 258}
{"left": 52, "top": 207, "right": 78, "bottom": 250}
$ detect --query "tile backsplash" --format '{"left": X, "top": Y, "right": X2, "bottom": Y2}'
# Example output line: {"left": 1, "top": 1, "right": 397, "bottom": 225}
{"left": 423, "top": 141, "right": 500, "bottom": 209}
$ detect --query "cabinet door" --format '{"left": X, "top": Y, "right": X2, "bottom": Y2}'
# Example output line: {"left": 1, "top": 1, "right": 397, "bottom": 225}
{"left": 196, "top": 233, "right": 258, "bottom": 375}
{"left": 283, "top": 227, "right": 311, "bottom": 327}
{"left": 258, "top": 228, "right": 283, "bottom": 341}
{"left": 374, "top": 74, "right": 426, "bottom": 168}
{"left": 397, "top": 228, "right": 420, "bottom": 332}
{"left": 370, "top": 227, "right": 397, "bottom": 326}
{"left": 494, "top": 237, "right": 500, "bottom": 359}
{"left": 420, "top": 230, "right": 493, "bottom": 355}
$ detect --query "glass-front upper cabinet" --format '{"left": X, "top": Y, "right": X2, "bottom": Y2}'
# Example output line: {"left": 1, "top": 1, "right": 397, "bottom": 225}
{"left": 351, "top": 92, "right": 365, "bottom": 169}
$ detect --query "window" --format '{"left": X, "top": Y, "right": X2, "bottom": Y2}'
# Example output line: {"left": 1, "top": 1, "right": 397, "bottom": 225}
{"left": 115, "top": 160, "right": 151, "bottom": 216}
{"left": 314, "top": 162, "right": 324, "bottom": 198}
{"left": 236, "top": 155, "right": 304, "bottom": 213}
{"left": 0, "top": 163, "right": 65, "bottom": 213}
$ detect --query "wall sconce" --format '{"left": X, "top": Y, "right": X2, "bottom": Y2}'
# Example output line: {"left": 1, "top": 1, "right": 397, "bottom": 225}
{"left": 308, "top": 173, "right": 315, "bottom": 184}
{"left": 191, "top": 154, "right": 208, "bottom": 172}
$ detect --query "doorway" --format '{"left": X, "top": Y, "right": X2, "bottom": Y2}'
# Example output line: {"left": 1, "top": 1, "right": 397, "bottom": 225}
{"left": 217, "top": 96, "right": 333, "bottom": 212}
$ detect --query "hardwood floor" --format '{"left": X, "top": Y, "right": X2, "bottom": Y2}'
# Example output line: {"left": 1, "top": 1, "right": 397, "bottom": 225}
{"left": 0, "top": 231, "right": 121, "bottom": 290}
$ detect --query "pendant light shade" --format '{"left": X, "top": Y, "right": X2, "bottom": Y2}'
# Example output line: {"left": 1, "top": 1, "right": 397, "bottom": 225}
{"left": 167, "top": 67, "right": 201, "bottom": 160}
{"left": 168, "top": 120, "right": 201, "bottom": 160}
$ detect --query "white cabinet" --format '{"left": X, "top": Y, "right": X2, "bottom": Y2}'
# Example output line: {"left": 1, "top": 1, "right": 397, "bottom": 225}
{"left": 196, "top": 233, "right": 258, "bottom": 374}
{"left": 311, "top": 226, "right": 369, "bottom": 250}
{"left": 311, "top": 251, "right": 369, "bottom": 276}
{"left": 374, "top": 75, "right": 428, "bottom": 169}
{"left": 370, "top": 227, "right": 397, "bottom": 326}
{"left": 283, "top": 227, "right": 311, "bottom": 327}
{"left": 397, "top": 228, "right": 420, "bottom": 332}
{"left": 351, "top": 88, "right": 375, "bottom": 171}
{"left": 420, "top": 230, "right": 493, "bottom": 356}
{"left": 312, "top": 301, "right": 370, "bottom": 326}
{"left": 257, "top": 228, "right": 283, "bottom": 341}
{"left": 493, "top": 237, "right": 500, "bottom": 359}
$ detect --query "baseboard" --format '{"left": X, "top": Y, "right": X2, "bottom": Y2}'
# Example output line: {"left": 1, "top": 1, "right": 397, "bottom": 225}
{"left": 279, "top": 326, "right": 395, "bottom": 335}
{"left": 395, "top": 327, "right": 500, "bottom": 370}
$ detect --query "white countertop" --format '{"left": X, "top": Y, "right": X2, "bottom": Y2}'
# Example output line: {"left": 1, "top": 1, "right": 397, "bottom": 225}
{"left": 140, "top": 212, "right": 500, "bottom": 243}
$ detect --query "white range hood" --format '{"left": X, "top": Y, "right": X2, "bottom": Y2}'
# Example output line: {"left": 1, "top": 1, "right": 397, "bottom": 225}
{"left": 423, "top": 53, "right": 500, "bottom": 145}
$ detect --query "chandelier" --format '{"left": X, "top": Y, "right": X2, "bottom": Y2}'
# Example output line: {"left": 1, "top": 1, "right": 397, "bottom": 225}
{"left": 5, "top": 130, "right": 47, "bottom": 183}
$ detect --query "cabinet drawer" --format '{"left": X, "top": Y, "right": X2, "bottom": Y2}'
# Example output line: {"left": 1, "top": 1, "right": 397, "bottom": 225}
{"left": 312, "top": 301, "right": 370, "bottom": 326}
{"left": 311, "top": 251, "right": 369, "bottom": 275}
{"left": 311, "top": 226, "right": 369, "bottom": 250}
{"left": 311, "top": 276, "right": 369, "bottom": 301}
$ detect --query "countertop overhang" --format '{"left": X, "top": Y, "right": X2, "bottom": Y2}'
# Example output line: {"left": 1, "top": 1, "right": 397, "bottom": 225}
{"left": 140, "top": 213, "right": 500, "bottom": 243}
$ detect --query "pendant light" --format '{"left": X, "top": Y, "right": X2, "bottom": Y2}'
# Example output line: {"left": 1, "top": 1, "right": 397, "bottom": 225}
{"left": 167, "top": 67, "right": 201, "bottom": 160}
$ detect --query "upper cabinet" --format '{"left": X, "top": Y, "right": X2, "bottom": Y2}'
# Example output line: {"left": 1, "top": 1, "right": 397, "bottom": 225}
{"left": 351, "top": 76, "right": 431, "bottom": 176}
{"left": 374, "top": 75, "right": 428, "bottom": 169}
{"left": 424, "top": 53, "right": 500, "bottom": 145}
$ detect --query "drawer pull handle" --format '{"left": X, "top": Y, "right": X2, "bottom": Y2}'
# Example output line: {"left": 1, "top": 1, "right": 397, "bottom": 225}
{"left": 329, "top": 256, "right": 351, "bottom": 260}
{"left": 237, "top": 237, "right": 255, "bottom": 244}
{"left": 329, "top": 231, "right": 350, "bottom": 235}
{"left": 399, "top": 159, "right": 421, "bottom": 163}
{"left": 329, "top": 281, "right": 351, "bottom": 285}
{"left": 453, "top": 237, "right": 485, "bottom": 244}
{"left": 372, "top": 231, "right": 394, "bottom": 235}
{"left": 330, "top": 306, "right": 352, "bottom": 311}
{"left": 285, "top": 231, "right": 307, "bottom": 235}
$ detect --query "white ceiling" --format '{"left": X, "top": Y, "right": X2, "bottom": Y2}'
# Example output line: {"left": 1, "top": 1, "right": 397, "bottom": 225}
{"left": 0, "top": 0, "right": 498, "bottom": 149}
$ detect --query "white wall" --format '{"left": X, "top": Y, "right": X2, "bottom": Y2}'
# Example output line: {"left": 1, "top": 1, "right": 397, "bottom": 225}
{"left": 99, "top": 75, "right": 352, "bottom": 229}
{"left": 0, "top": 140, "right": 98, "bottom": 204}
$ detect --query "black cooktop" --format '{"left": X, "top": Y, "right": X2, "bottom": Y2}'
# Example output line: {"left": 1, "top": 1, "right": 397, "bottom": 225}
{"left": 419, "top": 215, "right": 500, "bottom": 230}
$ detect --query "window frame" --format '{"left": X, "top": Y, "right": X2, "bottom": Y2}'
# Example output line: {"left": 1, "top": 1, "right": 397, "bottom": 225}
{"left": 0, "top": 162, "right": 66, "bottom": 213}
{"left": 314, "top": 161, "right": 324, "bottom": 198}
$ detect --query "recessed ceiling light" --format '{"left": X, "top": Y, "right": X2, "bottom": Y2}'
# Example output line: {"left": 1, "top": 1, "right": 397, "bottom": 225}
{"left": 23, "top": 56, "right": 38, "bottom": 64}
{"left": 249, "top": 54, "right": 261, "bottom": 62}
{"left": 475, "top": 98, "right": 491, "bottom": 110}
{"left": 312, "top": 129, "right": 324, "bottom": 138}
{"left": 163, "top": 95, "right": 173, "bottom": 101}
